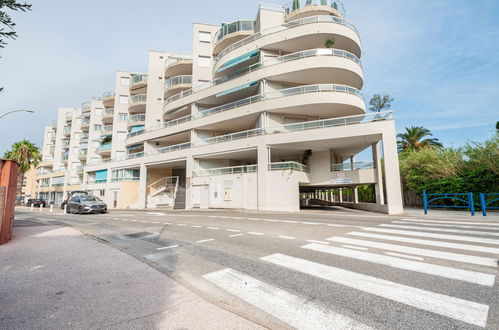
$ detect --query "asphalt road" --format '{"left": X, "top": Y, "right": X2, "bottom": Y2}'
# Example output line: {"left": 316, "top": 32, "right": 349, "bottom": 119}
{"left": 14, "top": 208, "right": 499, "bottom": 329}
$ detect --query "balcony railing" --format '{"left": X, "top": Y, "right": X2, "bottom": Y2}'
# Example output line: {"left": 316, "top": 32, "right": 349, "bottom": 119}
{"left": 63, "top": 127, "right": 72, "bottom": 135}
{"left": 91, "top": 112, "right": 393, "bottom": 166}
{"left": 283, "top": 0, "right": 345, "bottom": 17}
{"left": 128, "top": 114, "right": 145, "bottom": 124}
{"left": 165, "top": 55, "right": 192, "bottom": 70}
{"left": 62, "top": 154, "right": 69, "bottom": 161}
{"left": 80, "top": 134, "right": 89, "bottom": 142}
{"left": 87, "top": 179, "right": 107, "bottom": 184}
{"left": 269, "top": 162, "right": 310, "bottom": 173}
{"left": 131, "top": 74, "right": 148, "bottom": 86}
{"left": 82, "top": 101, "right": 91, "bottom": 113}
{"left": 213, "top": 20, "right": 255, "bottom": 44}
{"left": 81, "top": 119, "right": 90, "bottom": 127}
{"left": 165, "top": 75, "right": 192, "bottom": 90}
{"left": 331, "top": 161, "right": 375, "bottom": 171}
{"left": 62, "top": 140, "right": 70, "bottom": 148}
{"left": 100, "top": 125, "right": 113, "bottom": 135}
{"left": 99, "top": 143, "right": 112, "bottom": 152}
{"left": 65, "top": 114, "right": 72, "bottom": 122}
{"left": 103, "top": 91, "right": 115, "bottom": 100}
{"left": 102, "top": 108, "right": 114, "bottom": 117}
{"left": 215, "top": 15, "right": 359, "bottom": 62}
{"left": 129, "top": 94, "right": 147, "bottom": 107}
{"left": 193, "top": 165, "right": 257, "bottom": 177}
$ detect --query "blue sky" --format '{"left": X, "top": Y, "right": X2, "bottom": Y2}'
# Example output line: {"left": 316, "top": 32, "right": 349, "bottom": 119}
{"left": 1, "top": 0, "right": 498, "bottom": 155}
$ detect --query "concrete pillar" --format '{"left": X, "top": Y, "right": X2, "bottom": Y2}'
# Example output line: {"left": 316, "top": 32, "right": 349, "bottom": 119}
{"left": 257, "top": 145, "right": 270, "bottom": 210}
{"left": 372, "top": 142, "right": 385, "bottom": 205}
{"left": 137, "top": 163, "right": 147, "bottom": 209}
{"left": 185, "top": 157, "right": 194, "bottom": 209}
{"left": 350, "top": 156, "right": 355, "bottom": 170}
{"left": 381, "top": 129, "right": 404, "bottom": 215}
{"left": 339, "top": 188, "right": 343, "bottom": 203}
{"left": 353, "top": 187, "right": 359, "bottom": 204}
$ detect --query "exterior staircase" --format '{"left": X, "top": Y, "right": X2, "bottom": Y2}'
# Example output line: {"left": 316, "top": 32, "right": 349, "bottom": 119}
{"left": 174, "top": 186, "right": 186, "bottom": 209}
{"left": 146, "top": 176, "right": 179, "bottom": 209}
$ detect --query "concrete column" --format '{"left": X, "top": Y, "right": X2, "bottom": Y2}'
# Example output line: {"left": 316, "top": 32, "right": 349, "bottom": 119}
{"left": 185, "top": 157, "right": 194, "bottom": 209}
{"left": 339, "top": 188, "right": 343, "bottom": 203}
{"left": 257, "top": 145, "right": 270, "bottom": 210}
{"left": 372, "top": 142, "right": 385, "bottom": 205}
{"left": 137, "top": 163, "right": 147, "bottom": 209}
{"left": 381, "top": 128, "right": 404, "bottom": 215}
{"left": 350, "top": 156, "right": 355, "bottom": 171}
{"left": 353, "top": 187, "right": 359, "bottom": 204}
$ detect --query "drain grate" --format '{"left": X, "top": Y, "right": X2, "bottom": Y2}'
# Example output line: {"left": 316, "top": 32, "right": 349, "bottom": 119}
{"left": 125, "top": 231, "right": 154, "bottom": 239}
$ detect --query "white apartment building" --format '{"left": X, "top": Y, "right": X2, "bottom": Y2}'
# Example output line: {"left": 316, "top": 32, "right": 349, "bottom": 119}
{"left": 36, "top": 1, "right": 404, "bottom": 215}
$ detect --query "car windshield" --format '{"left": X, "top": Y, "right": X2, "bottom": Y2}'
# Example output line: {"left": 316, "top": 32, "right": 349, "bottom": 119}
{"left": 81, "top": 196, "right": 101, "bottom": 202}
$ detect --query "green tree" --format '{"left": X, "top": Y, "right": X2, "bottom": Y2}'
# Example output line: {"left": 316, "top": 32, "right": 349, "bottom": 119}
{"left": 292, "top": 0, "right": 301, "bottom": 11}
{"left": 0, "top": 0, "right": 32, "bottom": 92}
{"left": 324, "top": 37, "right": 335, "bottom": 48}
{"left": 397, "top": 126, "right": 443, "bottom": 152}
{"left": 3, "top": 139, "right": 40, "bottom": 198}
{"left": 368, "top": 94, "right": 394, "bottom": 113}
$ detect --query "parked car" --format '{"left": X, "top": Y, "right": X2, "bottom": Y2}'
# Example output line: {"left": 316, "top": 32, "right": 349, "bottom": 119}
{"left": 61, "top": 190, "right": 88, "bottom": 209}
{"left": 28, "top": 199, "right": 47, "bottom": 208}
{"left": 66, "top": 195, "right": 107, "bottom": 214}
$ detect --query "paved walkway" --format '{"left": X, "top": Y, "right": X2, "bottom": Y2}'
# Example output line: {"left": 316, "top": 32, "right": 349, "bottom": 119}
{"left": 0, "top": 221, "right": 263, "bottom": 329}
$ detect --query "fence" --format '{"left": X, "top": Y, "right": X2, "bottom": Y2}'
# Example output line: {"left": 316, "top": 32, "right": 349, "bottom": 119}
{"left": 423, "top": 191, "right": 475, "bottom": 216}
{"left": 479, "top": 193, "right": 499, "bottom": 217}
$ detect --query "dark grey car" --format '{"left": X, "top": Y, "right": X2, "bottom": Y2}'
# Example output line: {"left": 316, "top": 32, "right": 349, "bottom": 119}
{"left": 67, "top": 195, "right": 107, "bottom": 214}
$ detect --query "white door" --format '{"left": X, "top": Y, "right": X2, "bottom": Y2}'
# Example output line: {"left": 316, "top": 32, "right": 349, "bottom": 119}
{"left": 201, "top": 185, "right": 209, "bottom": 209}
{"left": 209, "top": 183, "right": 223, "bottom": 208}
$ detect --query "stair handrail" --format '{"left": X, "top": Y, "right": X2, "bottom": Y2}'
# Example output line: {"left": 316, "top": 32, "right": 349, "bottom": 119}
{"left": 148, "top": 176, "right": 179, "bottom": 195}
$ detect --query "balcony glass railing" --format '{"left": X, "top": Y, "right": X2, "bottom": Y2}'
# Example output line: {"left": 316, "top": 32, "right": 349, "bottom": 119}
{"left": 128, "top": 114, "right": 145, "bottom": 124}
{"left": 81, "top": 119, "right": 90, "bottom": 127}
{"left": 80, "top": 134, "right": 89, "bottom": 142}
{"left": 164, "top": 48, "right": 360, "bottom": 105}
{"left": 193, "top": 165, "right": 257, "bottom": 177}
{"left": 102, "top": 108, "right": 114, "bottom": 117}
{"left": 131, "top": 74, "right": 148, "bottom": 86}
{"left": 331, "top": 161, "right": 375, "bottom": 171}
{"left": 103, "top": 91, "right": 115, "bottom": 100}
{"left": 214, "top": 20, "right": 255, "bottom": 44}
{"left": 165, "top": 55, "right": 192, "bottom": 70}
{"left": 129, "top": 94, "right": 147, "bottom": 107}
{"left": 100, "top": 125, "right": 113, "bottom": 135}
{"left": 65, "top": 114, "right": 72, "bottom": 121}
{"left": 91, "top": 112, "right": 393, "bottom": 166}
{"left": 87, "top": 179, "right": 107, "bottom": 184}
{"left": 283, "top": 0, "right": 345, "bottom": 17}
{"left": 62, "top": 140, "right": 70, "bottom": 148}
{"left": 99, "top": 143, "right": 112, "bottom": 152}
{"left": 82, "top": 101, "right": 91, "bottom": 113}
{"left": 63, "top": 127, "right": 71, "bottom": 135}
{"left": 62, "top": 154, "right": 69, "bottom": 161}
{"left": 269, "top": 162, "right": 310, "bottom": 173}
{"left": 215, "top": 15, "right": 359, "bottom": 62}
{"left": 165, "top": 75, "right": 192, "bottom": 90}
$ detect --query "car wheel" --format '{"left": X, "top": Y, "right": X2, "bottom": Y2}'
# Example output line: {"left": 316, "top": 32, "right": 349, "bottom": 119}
{"left": 78, "top": 207, "right": 83, "bottom": 215}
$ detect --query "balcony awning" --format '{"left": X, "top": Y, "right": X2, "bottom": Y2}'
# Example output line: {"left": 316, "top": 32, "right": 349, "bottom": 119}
{"left": 216, "top": 50, "right": 260, "bottom": 73}
{"left": 95, "top": 170, "right": 108, "bottom": 181}
{"left": 126, "top": 144, "right": 144, "bottom": 151}
{"left": 216, "top": 81, "right": 259, "bottom": 98}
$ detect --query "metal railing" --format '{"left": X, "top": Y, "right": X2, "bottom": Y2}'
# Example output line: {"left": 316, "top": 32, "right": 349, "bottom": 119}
{"left": 61, "top": 154, "right": 69, "bottom": 161}
{"left": 269, "top": 162, "right": 310, "bottom": 173}
{"left": 215, "top": 15, "right": 359, "bottom": 62}
{"left": 193, "top": 165, "right": 257, "bottom": 177}
{"left": 148, "top": 176, "right": 178, "bottom": 194}
{"left": 100, "top": 125, "right": 113, "bottom": 134}
{"left": 129, "top": 94, "right": 147, "bottom": 107}
{"left": 87, "top": 179, "right": 107, "bottom": 184}
{"left": 164, "top": 48, "right": 361, "bottom": 106}
{"left": 331, "top": 161, "right": 375, "bottom": 171}
{"left": 102, "top": 108, "right": 114, "bottom": 117}
{"left": 283, "top": 0, "right": 345, "bottom": 17}
{"left": 165, "top": 75, "right": 192, "bottom": 90}
{"left": 128, "top": 114, "right": 145, "bottom": 124}
{"left": 81, "top": 119, "right": 90, "bottom": 127}
{"left": 82, "top": 101, "right": 91, "bottom": 112}
{"left": 65, "top": 114, "right": 72, "bottom": 121}
{"left": 131, "top": 74, "right": 148, "bottom": 86}
{"left": 63, "top": 127, "right": 71, "bottom": 135}
{"left": 80, "top": 134, "right": 89, "bottom": 142}
{"left": 62, "top": 140, "right": 70, "bottom": 148}
{"left": 165, "top": 55, "right": 192, "bottom": 71}
{"left": 99, "top": 143, "right": 112, "bottom": 152}
{"left": 103, "top": 91, "right": 115, "bottom": 100}
{"left": 214, "top": 20, "right": 255, "bottom": 44}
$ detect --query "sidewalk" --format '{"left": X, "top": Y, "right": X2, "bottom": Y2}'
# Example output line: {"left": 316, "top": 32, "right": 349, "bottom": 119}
{"left": 0, "top": 220, "right": 263, "bottom": 329}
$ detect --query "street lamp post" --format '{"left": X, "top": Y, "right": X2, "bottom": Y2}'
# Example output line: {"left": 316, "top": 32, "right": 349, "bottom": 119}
{"left": 0, "top": 110, "right": 34, "bottom": 119}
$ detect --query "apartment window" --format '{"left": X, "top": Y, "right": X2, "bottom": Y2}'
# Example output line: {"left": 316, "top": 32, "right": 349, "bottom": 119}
{"left": 120, "top": 77, "right": 130, "bottom": 86}
{"left": 118, "top": 113, "right": 128, "bottom": 122}
{"left": 117, "top": 132, "right": 127, "bottom": 141}
{"left": 95, "top": 108, "right": 103, "bottom": 116}
{"left": 198, "top": 56, "right": 211, "bottom": 68}
{"left": 199, "top": 31, "right": 211, "bottom": 43}
{"left": 99, "top": 190, "right": 105, "bottom": 197}
{"left": 93, "top": 124, "right": 102, "bottom": 131}
{"left": 119, "top": 95, "right": 129, "bottom": 104}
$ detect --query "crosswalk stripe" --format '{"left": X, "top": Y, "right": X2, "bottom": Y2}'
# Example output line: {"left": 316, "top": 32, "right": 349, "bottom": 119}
{"left": 203, "top": 268, "right": 372, "bottom": 330}
{"left": 261, "top": 253, "right": 489, "bottom": 327}
{"left": 402, "top": 219, "right": 499, "bottom": 226}
{"left": 380, "top": 224, "right": 499, "bottom": 237}
{"left": 349, "top": 232, "right": 499, "bottom": 255}
{"left": 385, "top": 252, "right": 424, "bottom": 261}
{"left": 302, "top": 243, "right": 495, "bottom": 286}
{"left": 328, "top": 236, "right": 498, "bottom": 267}
{"left": 393, "top": 221, "right": 499, "bottom": 231}
{"left": 364, "top": 227, "right": 499, "bottom": 245}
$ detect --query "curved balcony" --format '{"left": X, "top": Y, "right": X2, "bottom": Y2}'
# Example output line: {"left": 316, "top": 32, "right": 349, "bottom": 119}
{"left": 80, "top": 134, "right": 89, "bottom": 143}
{"left": 65, "top": 114, "right": 72, "bottom": 122}
{"left": 213, "top": 20, "right": 255, "bottom": 56}
{"left": 164, "top": 75, "right": 192, "bottom": 99}
{"left": 214, "top": 15, "right": 361, "bottom": 72}
{"left": 165, "top": 56, "right": 192, "bottom": 78}
{"left": 128, "top": 94, "right": 147, "bottom": 114}
{"left": 130, "top": 74, "right": 148, "bottom": 95}
{"left": 98, "top": 142, "right": 112, "bottom": 155}
{"left": 284, "top": 0, "right": 345, "bottom": 22}
{"left": 81, "top": 119, "right": 90, "bottom": 132}
{"left": 100, "top": 125, "right": 113, "bottom": 137}
{"left": 128, "top": 114, "right": 146, "bottom": 129}
{"left": 102, "top": 91, "right": 115, "bottom": 108}
{"left": 102, "top": 108, "right": 114, "bottom": 124}
{"left": 62, "top": 140, "right": 70, "bottom": 149}
{"left": 78, "top": 149, "right": 88, "bottom": 160}
{"left": 63, "top": 126, "right": 72, "bottom": 137}
{"left": 82, "top": 101, "right": 91, "bottom": 114}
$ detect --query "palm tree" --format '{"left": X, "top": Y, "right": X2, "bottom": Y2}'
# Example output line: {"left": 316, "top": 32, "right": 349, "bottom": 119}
{"left": 397, "top": 127, "right": 443, "bottom": 152}
{"left": 3, "top": 140, "right": 41, "bottom": 199}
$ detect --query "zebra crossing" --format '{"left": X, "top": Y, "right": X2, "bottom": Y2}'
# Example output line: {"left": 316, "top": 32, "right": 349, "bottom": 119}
{"left": 204, "top": 217, "right": 499, "bottom": 328}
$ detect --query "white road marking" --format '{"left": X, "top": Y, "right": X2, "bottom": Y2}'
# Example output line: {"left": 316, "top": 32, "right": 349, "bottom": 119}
{"left": 328, "top": 236, "right": 498, "bottom": 267}
{"left": 327, "top": 224, "right": 346, "bottom": 227}
{"left": 148, "top": 212, "right": 166, "bottom": 215}
{"left": 341, "top": 245, "right": 368, "bottom": 251}
{"left": 191, "top": 225, "right": 202, "bottom": 228}
{"left": 385, "top": 252, "right": 424, "bottom": 261}
{"left": 229, "top": 234, "right": 245, "bottom": 238}
{"left": 263, "top": 219, "right": 279, "bottom": 222}
{"left": 203, "top": 268, "right": 372, "bottom": 330}
{"left": 176, "top": 224, "right": 187, "bottom": 227}
{"left": 282, "top": 220, "right": 299, "bottom": 224}
{"left": 350, "top": 231, "right": 499, "bottom": 255}
{"left": 306, "top": 240, "right": 330, "bottom": 245}
{"left": 261, "top": 253, "right": 489, "bottom": 327}
{"left": 248, "top": 232, "right": 264, "bottom": 236}
{"left": 197, "top": 239, "right": 215, "bottom": 243}
{"left": 140, "top": 221, "right": 149, "bottom": 223}
{"left": 278, "top": 236, "right": 296, "bottom": 240}
{"left": 207, "top": 227, "right": 220, "bottom": 230}
{"left": 226, "top": 229, "right": 241, "bottom": 232}
{"left": 131, "top": 220, "right": 138, "bottom": 222}
{"left": 402, "top": 218, "right": 499, "bottom": 226}
{"left": 302, "top": 244, "right": 495, "bottom": 287}
{"left": 152, "top": 222, "right": 160, "bottom": 224}
{"left": 164, "top": 222, "right": 173, "bottom": 225}
{"left": 364, "top": 227, "right": 499, "bottom": 245}
{"left": 393, "top": 221, "right": 499, "bottom": 231}
{"left": 157, "top": 245, "right": 179, "bottom": 250}
{"left": 380, "top": 224, "right": 499, "bottom": 237}
{"left": 302, "top": 222, "right": 321, "bottom": 225}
